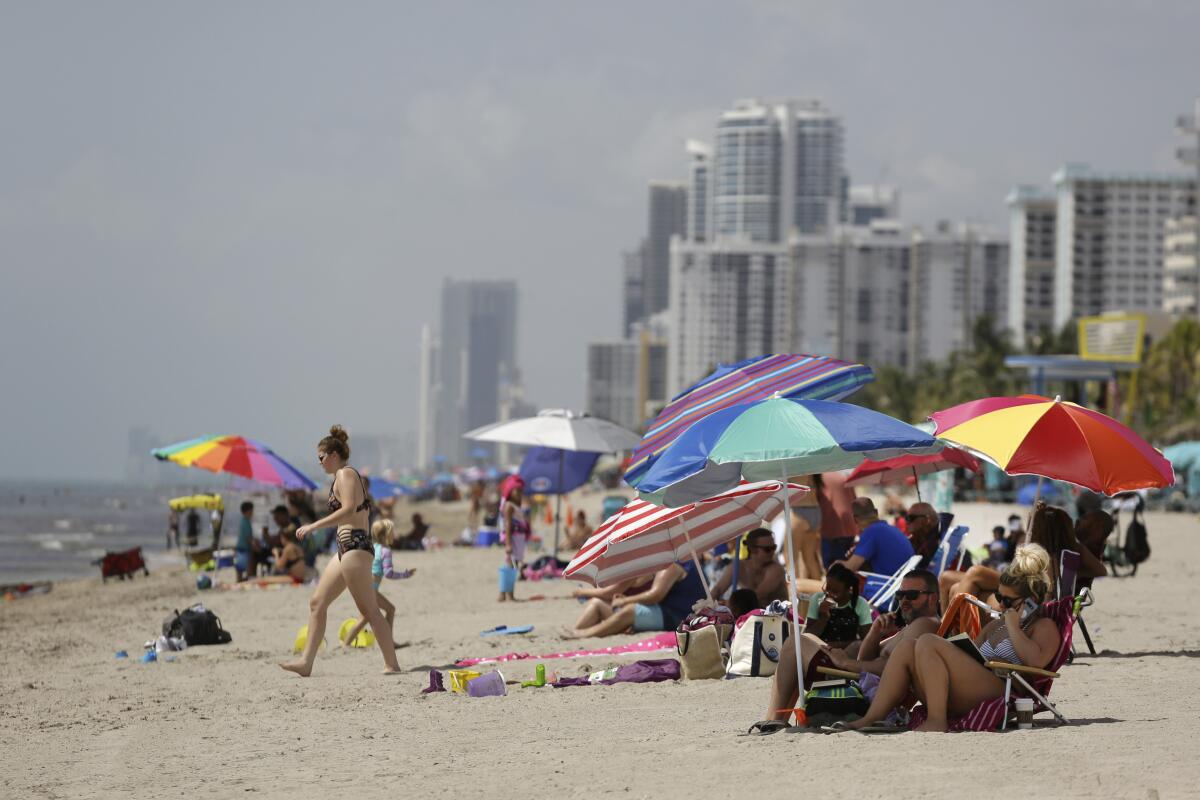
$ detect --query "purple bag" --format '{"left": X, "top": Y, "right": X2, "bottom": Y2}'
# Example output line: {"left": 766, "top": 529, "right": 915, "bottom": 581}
{"left": 551, "top": 659, "right": 680, "bottom": 687}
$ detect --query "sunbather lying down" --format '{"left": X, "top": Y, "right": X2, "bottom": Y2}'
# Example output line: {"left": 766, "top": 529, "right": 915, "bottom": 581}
{"left": 561, "top": 561, "right": 706, "bottom": 639}
{"left": 749, "top": 568, "right": 940, "bottom": 735}
{"left": 835, "top": 544, "right": 1061, "bottom": 733}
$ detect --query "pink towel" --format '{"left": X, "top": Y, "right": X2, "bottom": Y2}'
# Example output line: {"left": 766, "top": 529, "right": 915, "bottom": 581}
{"left": 455, "top": 632, "right": 677, "bottom": 667}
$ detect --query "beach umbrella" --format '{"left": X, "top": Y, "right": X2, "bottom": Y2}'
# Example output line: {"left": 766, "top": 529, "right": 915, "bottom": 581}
{"left": 845, "top": 446, "right": 981, "bottom": 501}
{"left": 361, "top": 475, "right": 410, "bottom": 499}
{"left": 519, "top": 447, "right": 599, "bottom": 495}
{"left": 152, "top": 435, "right": 317, "bottom": 490}
{"left": 930, "top": 395, "right": 1174, "bottom": 496}
{"left": 1164, "top": 441, "right": 1200, "bottom": 498}
{"left": 564, "top": 481, "right": 808, "bottom": 594}
{"left": 635, "top": 396, "right": 940, "bottom": 722}
{"left": 466, "top": 410, "right": 642, "bottom": 553}
{"left": 623, "top": 353, "right": 874, "bottom": 489}
{"left": 167, "top": 493, "right": 224, "bottom": 512}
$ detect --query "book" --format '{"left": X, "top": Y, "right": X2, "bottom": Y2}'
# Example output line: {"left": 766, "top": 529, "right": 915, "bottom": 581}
{"left": 945, "top": 632, "right": 986, "bottom": 665}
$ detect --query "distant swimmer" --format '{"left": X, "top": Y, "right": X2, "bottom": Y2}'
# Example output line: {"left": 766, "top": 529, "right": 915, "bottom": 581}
{"left": 280, "top": 425, "right": 402, "bottom": 677}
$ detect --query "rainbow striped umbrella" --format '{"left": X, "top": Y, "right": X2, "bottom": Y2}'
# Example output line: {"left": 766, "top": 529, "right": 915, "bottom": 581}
{"left": 152, "top": 435, "right": 317, "bottom": 490}
{"left": 930, "top": 395, "right": 1173, "bottom": 495}
{"left": 623, "top": 354, "right": 873, "bottom": 488}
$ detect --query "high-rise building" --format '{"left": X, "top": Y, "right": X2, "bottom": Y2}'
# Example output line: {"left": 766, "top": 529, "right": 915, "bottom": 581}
{"left": 643, "top": 182, "right": 688, "bottom": 317}
{"left": 621, "top": 246, "right": 645, "bottom": 337}
{"left": 668, "top": 239, "right": 792, "bottom": 394}
{"left": 1006, "top": 186, "right": 1058, "bottom": 347}
{"left": 1051, "top": 164, "right": 1195, "bottom": 328}
{"left": 686, "top": 140, "right": 711, "bottom": 243}
{"left": 1164, "top": 216, "right": 1199, "bottom": 318}
{"left": 433, "top": 279, "right": 519, "bottom": 465}
{"left": 910, "top": 223, "right": 1009, "bottom": 365}
{"left": 712, "top": 98, "right": 843, "bottom": 243}
{"left": 585, "top": 341, "right": 640, "bottom": 431}
{"left": 416, "top": 323, "right": 438, "bottom": 470}
{"left": 847, "top": 184, "right": 900, "bottom": 227}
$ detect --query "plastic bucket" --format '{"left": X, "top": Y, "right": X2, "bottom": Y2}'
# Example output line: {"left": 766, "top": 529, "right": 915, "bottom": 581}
{"left": 467, "top": 670, "right": 507, "bottom": 697}
{"left": 498, "top": 565, "right": 518, "bottom": 594}
{"left": 447, "top": 669, "right": 482, "bottom": 693}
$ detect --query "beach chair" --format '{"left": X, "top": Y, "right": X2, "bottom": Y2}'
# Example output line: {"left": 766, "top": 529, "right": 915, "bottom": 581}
{"left": 99, "top": 547, "right": 149, "bottom": 582}
{"left": 860, "top": 555, "right": 923, "bottom": 612}
{"left": 929, "top": 525, "right": 970, "bottom": 577}
{"left": 909, "top": 596, "right": 1076, "bottom": 731}
{"left": 1058, "top": 549, "right": 1097, "bottom": 656}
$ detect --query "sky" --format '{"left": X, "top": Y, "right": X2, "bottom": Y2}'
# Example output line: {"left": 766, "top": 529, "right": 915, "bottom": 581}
{"left": 2, "top": 1, "right": 1198, "bottom": 480}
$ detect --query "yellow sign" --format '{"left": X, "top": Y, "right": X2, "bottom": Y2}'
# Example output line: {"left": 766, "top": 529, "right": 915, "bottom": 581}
{"left": 1078, "top": 314, "right": 1146, "bottom": 363}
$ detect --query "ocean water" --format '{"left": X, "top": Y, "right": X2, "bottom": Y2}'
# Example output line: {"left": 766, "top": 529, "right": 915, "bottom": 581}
{"left": 0, "top": 481, "right": 290, "bottom": 585}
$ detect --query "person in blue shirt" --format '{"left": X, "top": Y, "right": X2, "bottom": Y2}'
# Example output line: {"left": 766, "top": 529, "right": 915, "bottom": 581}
{"left": 234, "top": 501, "right": 263, "bottom": 581}
{"left": 840, "top": 497, "right": 914, "bottom": 578}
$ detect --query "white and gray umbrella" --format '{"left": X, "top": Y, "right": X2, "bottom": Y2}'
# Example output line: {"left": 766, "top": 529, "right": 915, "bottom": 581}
{"left": 465, "top": 410, "right": 642, "bottom": 553}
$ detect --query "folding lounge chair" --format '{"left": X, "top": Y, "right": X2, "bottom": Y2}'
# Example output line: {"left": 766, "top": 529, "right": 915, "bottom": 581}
{"left": 929, "top": 525, "right": 970, "bottom": 577}
{"left": 1058, "top": 549, "right": 1096, "bottom": 656}
{"left": 909, "top": 596, "right": 1076, "bottom": 731}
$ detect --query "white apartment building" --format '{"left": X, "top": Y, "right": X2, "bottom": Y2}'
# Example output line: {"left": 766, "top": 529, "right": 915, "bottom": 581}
{"left": 847, "top": 184, "right": 900, "bottom": 227}
{"left": 712, "top": 98, "right": 843, "bottom": 243}
{"left": 1006, "top": 186, "right": 1057, "bottom": 347}
{"left": 668, "top": 239, "right": 792, "bottom": 394}
{"left": 1051, "top": 164, "right": 1195, "bottom": 328}
{"left": 1164, "top": 215, "right": 1199, "bottom": 318}
{"left": 685, "top": 139, "right": 711, "bottom": 243}
{"left": 910, "top": 223, "right": 1009, "bottom": 365}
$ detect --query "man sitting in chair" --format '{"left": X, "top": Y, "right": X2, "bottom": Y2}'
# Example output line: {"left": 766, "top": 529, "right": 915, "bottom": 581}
{"left": 840, "top": 497, "right": 915, "bottom": 577}
{"left": 749, "top": 569, "right": 941, "bottom": 734}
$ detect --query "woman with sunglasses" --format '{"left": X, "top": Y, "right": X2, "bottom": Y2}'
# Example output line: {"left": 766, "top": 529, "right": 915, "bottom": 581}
{"left": 280, "top": 425, "right": 402, "bottom": 677}
{"left": 838, "top": 544, "right": 1061, "bottom": 732}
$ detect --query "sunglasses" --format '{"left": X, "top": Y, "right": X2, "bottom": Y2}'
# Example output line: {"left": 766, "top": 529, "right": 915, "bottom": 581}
{"left": 894, "top": 589, "right": 934, "bottom": 601}
{"left": 996, "top": 592, "right": 1024, "bottom": 609}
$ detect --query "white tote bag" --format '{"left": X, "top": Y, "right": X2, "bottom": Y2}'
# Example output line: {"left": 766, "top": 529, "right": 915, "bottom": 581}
{"left": 726, "top": 613, "right": 790, "bottom": 677}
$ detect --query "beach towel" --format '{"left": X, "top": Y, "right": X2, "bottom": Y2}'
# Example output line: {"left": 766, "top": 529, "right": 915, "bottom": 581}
{"left": 454, "top": 631, "right": 676, "bottom": 667}
{"left": 937, "top": 593, "right": 984, "bottom": 640}
{"left": 551, "top": 659, "right": 680, "bottom": 687}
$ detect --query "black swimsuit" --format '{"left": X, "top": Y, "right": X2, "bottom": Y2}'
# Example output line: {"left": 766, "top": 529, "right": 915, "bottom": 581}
{"left": 329, "top": 468, "right": 373, "bottom": 559}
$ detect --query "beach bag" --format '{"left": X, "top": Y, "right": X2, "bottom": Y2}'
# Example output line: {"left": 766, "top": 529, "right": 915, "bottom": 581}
{"left": 727, "top": 613, "right": 790, "bottom": 677}
{"left": 678, "top": 606, "right": 735, "bottom": 643}
{"left": 163, "top": 604, "right": 232, "bottom": 646}
{"left": 803, "top": 678, "right": 870, "bottom": 718}
{"left": 1123, "top": 507, "right": 1150, "bottom": 566}
{"left": 675, "top": 624, "right": 725, "bottom": 680}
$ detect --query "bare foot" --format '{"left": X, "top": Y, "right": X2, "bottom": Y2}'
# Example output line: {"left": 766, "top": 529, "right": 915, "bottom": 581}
{"left": 913, "top": 720, "right": 947, "bottom": 732}
{"left": 381, "top": 667, "right": 402, "bottom": 675}
{"left": 498, "top": 593, "right": 507, "bottom": 602}
{"left": 558, "top": 626, "right": 584, "bottom": 640}
{"left": 279, "top": 661, "right": 312, "bottom": 677}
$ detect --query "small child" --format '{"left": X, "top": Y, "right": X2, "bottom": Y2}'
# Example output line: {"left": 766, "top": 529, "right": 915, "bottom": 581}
{"left": 341, "top": 519, "right": 415, "bottom": 646}
{"left": 985, "top": 525, "right": 1009, "bottom": 568}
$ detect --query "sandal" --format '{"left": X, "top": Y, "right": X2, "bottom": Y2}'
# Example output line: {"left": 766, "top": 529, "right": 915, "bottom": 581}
{"left": 747, "top": 720, "right": 789, "bottom": 736}
{"left": 819, "top": 721, "right": 859, "bottom": 734}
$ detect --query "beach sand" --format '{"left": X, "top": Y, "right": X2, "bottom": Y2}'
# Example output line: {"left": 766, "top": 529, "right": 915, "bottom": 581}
{"left": 2, "top": 501, "right": 1198, "bottom": 799}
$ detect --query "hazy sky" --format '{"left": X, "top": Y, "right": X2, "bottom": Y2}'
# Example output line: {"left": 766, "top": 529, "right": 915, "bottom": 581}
{"left": 3, "top": 1, "right": 1198, "bottom": 480}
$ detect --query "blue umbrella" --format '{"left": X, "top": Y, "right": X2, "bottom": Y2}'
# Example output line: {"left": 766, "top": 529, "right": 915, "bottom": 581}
{"left": 636, "top": 395, "right": 940, "bottom": 722}
{"left": 362, "top": 475, "right": 411, "bottom": 499}
{"left": 519, "top": 447, "right": 599, "bottom": 495}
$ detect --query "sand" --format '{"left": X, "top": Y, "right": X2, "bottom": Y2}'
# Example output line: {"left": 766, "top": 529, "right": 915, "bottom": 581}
{"left": 2, "top": 501, "right": 1198, "bottom": 799}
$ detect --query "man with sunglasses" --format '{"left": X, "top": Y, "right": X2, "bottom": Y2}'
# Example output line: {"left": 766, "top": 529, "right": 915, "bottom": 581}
{"left": 751, "top": 569, "right": 941, "bottom": 734}
{"left": 712, "top": 527, "right": 787, "bottom": 608}
{"left": 904, "top": 502, "right": 942, "bottom": 568}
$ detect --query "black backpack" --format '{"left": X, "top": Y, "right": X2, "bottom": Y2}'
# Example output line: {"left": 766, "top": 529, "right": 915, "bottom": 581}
{"left": 163, "top": 604, "right": 232, "bottom": 645}
{"left": 1123, "top": 507, "right": 1151, "bottom": 568}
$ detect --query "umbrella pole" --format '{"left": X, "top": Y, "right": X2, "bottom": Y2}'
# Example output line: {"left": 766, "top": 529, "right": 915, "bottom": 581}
{"left": 553, "top": 451, "right": 564, "bottom": 557}
{"left": 914, "top": 466, "right": 922, "bottom": 502}
{"left": 681, "top": 528, "right": 714, "bottom": 602}
{"left": 780, "top": 469, "right": 807, "bottom": 723}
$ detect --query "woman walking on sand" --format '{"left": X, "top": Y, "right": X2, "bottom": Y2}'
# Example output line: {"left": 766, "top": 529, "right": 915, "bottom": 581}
{"left": 281, "top": 425, "right": 401, "bottom": 676}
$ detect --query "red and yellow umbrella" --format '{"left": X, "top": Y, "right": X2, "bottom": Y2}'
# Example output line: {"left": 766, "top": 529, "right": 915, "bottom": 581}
{"left": 930, "top": 395, "right": 1173, "bottom": 495}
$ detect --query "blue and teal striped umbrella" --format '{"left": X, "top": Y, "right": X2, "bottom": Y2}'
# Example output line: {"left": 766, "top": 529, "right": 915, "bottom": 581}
{"left": 624, "top": 354, "right": 873, "bottom": 488}
{"left": 637, "top": 396, "right": 941, "bottom": 507}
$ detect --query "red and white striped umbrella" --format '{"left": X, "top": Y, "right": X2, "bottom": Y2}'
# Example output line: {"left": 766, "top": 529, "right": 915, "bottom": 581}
{"left": 564, "top": 480, "right": 809, "bottom": 588}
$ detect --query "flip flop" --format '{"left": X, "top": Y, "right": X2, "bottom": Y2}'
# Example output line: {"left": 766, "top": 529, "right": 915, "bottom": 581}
{"left": 480, "top": 625, "right": 534, "bottom": 637}
{"left": 819, "top": 721, "right": 860, "bottom": 734}
{"left": 747, "top": 720, "right": 789, "bottom": 736}
{"left": 858, "top": 722, "right": 908, "bottom": 734}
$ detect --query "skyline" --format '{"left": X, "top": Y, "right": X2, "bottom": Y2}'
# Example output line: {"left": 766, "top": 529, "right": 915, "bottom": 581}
{"left": 3, "top": 2, "right": 1199, "bottom": 479}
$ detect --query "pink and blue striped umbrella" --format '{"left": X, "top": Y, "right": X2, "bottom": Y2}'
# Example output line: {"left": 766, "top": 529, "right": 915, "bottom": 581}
{"left": 623, "top": 354, "right": 873, "bottom": 488}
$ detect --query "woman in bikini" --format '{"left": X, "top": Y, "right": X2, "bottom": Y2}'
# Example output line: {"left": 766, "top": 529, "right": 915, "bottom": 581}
{"left": 281, "top": 425, "right": 401, "bottom": 676}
